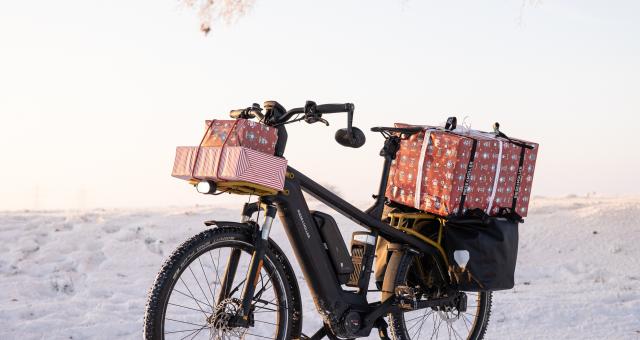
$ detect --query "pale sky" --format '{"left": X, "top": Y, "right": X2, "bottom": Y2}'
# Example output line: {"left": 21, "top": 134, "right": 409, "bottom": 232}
{"left": 1, "top": 0, "right": 639, "bottom": 210}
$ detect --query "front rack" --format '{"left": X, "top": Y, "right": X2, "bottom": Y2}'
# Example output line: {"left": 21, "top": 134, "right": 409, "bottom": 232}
{"left": 188, "top": 179, "right": 279, "bottom": 196}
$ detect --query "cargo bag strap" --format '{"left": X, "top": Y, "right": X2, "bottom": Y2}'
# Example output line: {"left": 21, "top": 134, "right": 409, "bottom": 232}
{"left": 511, "top": 145, "right": 527, "bottom": 211}
{"left": 458, "top": 139, "right": 478, "bottom": 215}
{"left": 493, "top": 122, "right": 535, "bottom": 150}
{"left": 190, "top": 119, "right": 240, "bottom": 180}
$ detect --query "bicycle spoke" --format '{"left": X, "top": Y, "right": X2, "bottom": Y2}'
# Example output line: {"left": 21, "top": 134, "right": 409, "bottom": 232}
{"left": 253, "top": 296, "right": 278, "bottom": 313}
{"left": 451, "top": 323, "right": 464, "bottom": 340}
{"left": 405, "top": 312, "right": 429, "bottom": 324}
{"left": 432, "top": 316, "right": 443, "bottom": 340}
{"left": 406, "top": 314, "right": 423, "bottom": 332}
{"left": 166, "top": 318, "right": 207, "bottom": 328}
{"left": 198, "top": 258, "right": 216, "bottom": 306}
{"left": 209, "top": 250, "right": 222, "bottom": 301}
{"left": 173, "top": 287, "right": 212, "bottom": 315}
{"left": 254, "top": 273, "right": 273, "bottom": 301}
{"left": 226, "top": 278, "right": 247, "bottom": 298}
{"left": 253, "top": 307, "right": 278, "bottom": 313}
{"left": 169, "top": 302, "right": 208, "bottom": 313}
{"left": 461, "top": 313, "right": 471, "bottom": 333}
{"left": 165, "top": 326, "right": 207, "bottom": 335}
{"left": 173, "top": 288, "right": 213, "bottom": 315}
{"left": 244, "top": 332, "right": 273, "bottom": 339}
{"left": 254, "top": 319, "right": 277, "bottom": 326}
{"left": 185, "top": 325, "right": 206, "bottom": 340}
{"left": 410, "top": 309, "right": 429, "bottom": 338}
{"left": 189, "top": 266, "right": 213, "bottom": 308}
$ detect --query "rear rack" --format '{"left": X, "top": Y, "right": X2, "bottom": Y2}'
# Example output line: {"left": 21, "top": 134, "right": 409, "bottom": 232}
{"left": 387, "top": 212, "right": 449, "bottom": 266}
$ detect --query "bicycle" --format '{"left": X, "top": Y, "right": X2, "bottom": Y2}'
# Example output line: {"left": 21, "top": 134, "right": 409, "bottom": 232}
{"left": 144, "top": 101, "right": 492, "bottom": 340}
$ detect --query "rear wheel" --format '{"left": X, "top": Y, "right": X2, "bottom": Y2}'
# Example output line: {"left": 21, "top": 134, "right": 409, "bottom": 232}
{"left": 144, "top": 226, "right": 299, "bottom": 340}
{"left": 386, "top": 251, "right": 492, "bottom": 340}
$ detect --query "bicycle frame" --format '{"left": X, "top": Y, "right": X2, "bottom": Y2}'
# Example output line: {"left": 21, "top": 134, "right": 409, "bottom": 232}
{"left": 271, "top": 165, "right": 448, "bottom": 309}
{"left": 218, "top": 129, "right": 451, "bottom": 338}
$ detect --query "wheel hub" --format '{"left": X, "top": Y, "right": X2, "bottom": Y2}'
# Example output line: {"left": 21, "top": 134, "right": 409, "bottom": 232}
{"left": 208, "top": 298, "right": 249, "bottom": 338}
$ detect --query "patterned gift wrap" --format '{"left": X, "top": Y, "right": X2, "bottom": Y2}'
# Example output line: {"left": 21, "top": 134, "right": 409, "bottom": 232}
{"left": 171, "top": 146, "right": 287, "bottom": 191}
{"left": 385, "top": 124, "right": 538, "bottom": 217}
{"left": 202, "top": 119, "right": 278, "bottom": 155}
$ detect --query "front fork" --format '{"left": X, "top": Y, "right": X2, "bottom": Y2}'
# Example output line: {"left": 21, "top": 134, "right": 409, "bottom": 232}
{"left": 217, "top": 201, "right": 278, "bottom": 320}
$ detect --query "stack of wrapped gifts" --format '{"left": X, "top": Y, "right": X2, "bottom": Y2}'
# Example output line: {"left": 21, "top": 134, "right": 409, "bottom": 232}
{"left": 386, "top": 123, "right": 538, "bottom": 218}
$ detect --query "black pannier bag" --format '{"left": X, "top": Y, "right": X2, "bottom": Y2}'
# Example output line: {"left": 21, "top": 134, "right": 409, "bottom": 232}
{"left": 444, "top": 214, "right": 519, "bottom": 291}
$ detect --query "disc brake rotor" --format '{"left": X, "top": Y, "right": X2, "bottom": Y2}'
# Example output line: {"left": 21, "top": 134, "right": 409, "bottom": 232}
{"left": 209, "top": 298, "right": 248, "bottom": 339}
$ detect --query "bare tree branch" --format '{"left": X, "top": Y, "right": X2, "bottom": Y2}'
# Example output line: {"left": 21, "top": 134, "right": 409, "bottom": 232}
{"left": 517, "top": 0, "right": 544, "bottom": 27}
{"left": 181, "top": 0, "right": 255, "bottom": 34}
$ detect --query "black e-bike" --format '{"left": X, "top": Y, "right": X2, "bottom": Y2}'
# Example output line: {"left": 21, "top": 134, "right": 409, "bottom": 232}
{"left": 144, "top": 101, "right": 492, "bottom": 340}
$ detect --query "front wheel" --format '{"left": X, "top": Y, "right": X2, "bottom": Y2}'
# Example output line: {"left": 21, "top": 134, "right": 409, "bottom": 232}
{"left": 144, "top": 226, "right": 300, "bottom": 340}
{"left": 386, "top": 251, "right": 492, "bottom": 340}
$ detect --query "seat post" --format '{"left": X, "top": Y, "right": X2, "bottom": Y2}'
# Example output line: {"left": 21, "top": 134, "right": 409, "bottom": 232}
{"left": 366, "top": 135, "right": 401, "bottom": 220}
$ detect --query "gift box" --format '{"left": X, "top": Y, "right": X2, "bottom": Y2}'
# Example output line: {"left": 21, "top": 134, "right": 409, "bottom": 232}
{"left": 172, "top": 146, "right": 287, "bottom": 191}
{"left": 386, "top": 124, "right": 538, "bottom": 217}
{"left": 202, "top": 119, "right": 278, "bottom": 155}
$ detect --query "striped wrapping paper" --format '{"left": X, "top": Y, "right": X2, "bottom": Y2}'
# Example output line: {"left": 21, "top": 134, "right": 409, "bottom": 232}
{"left": 172, "top": 146, "right": 287, "bottom": 191}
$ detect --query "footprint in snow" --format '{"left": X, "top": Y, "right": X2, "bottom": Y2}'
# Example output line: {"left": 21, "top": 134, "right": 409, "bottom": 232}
{"left": 55, "top": 222, "right": 74, "bottom": 232}
{"left": 145, "top": 237, "right": 164, "bottom": 255}
{"left": 78, "top": 251, "right": 107, "bottom": 272}
{"left": 50, "top": 274, "right": 75, "bottom": 295}
{"left": 19, "top": 310, "right": 39, "bottom": 321}
{"left": 19, "top": 241, "right": 40, "bottom": 260}
{"left": 102, "top": 224, "right": 120, "bottom": 234}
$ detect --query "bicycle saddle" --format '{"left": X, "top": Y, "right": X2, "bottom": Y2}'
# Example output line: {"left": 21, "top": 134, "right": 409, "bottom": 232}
{"left": 371, "top": 126, "right": 423, "bottom": 135}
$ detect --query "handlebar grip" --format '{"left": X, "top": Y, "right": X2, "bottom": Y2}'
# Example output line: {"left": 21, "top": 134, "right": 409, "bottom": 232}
{"left": 315, "top": 103, "right": 353, "bottom": 114}
{"left": 229, "top": 109, "right": 245, "bottom": 119}
{"left": 229, "top": 108, "right": 264, "bottom": 120}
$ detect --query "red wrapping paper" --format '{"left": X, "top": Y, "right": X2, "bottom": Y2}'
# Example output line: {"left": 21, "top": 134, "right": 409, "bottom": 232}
{"left": 202, "top": 119, "right": 278, "bottom": 155}
{"left": 386, "top": 124, "right": 538, "bottom": 217}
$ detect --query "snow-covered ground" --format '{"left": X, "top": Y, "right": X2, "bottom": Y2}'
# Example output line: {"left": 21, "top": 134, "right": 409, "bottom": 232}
{"left": 1, "top": 196, "right": 639, "bottom": 339}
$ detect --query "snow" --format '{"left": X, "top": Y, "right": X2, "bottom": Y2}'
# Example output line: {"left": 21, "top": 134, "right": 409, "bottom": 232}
{"left": 1, "top": 196, "right": 639, "bottom": 339}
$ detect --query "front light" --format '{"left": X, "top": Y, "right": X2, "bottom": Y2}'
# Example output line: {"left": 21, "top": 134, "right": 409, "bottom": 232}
{"left": 196, "top": 181, "right": 216, "bottom": 194}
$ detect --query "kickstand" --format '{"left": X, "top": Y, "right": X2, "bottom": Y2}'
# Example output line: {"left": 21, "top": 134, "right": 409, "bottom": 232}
{"left": 376, "top": 319, "right": 391, "bottom": 340}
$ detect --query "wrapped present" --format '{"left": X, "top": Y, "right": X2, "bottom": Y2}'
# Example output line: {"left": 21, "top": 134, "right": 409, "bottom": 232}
{"left": 172, "top": 146, "right": 287, "bottom": 191}
{"left": 202, "top": 119, "right": 278, "bottom": 155}
{"left": 386, "top": 124, "right": 538, "bottom": 217}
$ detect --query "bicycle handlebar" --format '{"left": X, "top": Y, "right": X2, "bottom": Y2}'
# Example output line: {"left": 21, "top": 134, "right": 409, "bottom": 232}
{"left": 231, "top": 101, "right": 354, "bottom": 126}
{"left": 315, "top": 103, "right": 354, "bottom": 114}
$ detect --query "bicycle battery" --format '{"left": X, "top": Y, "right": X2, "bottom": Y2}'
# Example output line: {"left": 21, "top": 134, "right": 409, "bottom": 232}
{"left": 311, "top": 211, "right": 355, "bottom": 284}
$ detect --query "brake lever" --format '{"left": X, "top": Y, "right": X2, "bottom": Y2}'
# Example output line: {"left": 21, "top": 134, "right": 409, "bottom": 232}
{"left": 304, "top": 113, "right": 329, "bottom": 126}
{"left": 306, "top": 117, "right": 329, "bottom": 126}
{"left": 316, "top": 118, "right": 329, "bottom": 126}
